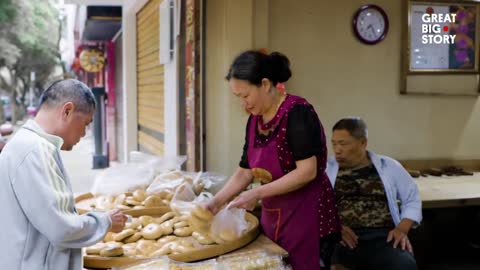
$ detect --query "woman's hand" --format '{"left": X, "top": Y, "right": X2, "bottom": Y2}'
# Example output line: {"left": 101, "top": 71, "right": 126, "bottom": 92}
{"left": 228, "top": 189, "right": 261, "bottom": 211}
{"left": 204, "top": 167, "right": 254, "bottom": 214}
{"left": 204, "top": 198, "right": 221, "bottom": 215}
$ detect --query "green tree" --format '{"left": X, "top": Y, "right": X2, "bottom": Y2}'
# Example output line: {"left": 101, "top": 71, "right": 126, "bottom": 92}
{"left": 0, "top": 0, "right": 27, "bottom": 67}
{"left": 0, "top": 0, "right": 60, "bottom": 123}
{"left": 0, "top": 0, "right": 16, "bottom": 23}
{"left": 0, "top": 0, "right": 22, "bottom": 122}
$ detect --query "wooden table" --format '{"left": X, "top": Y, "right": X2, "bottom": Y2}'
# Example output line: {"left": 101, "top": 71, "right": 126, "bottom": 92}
{"left": 415, "top": 173, "right": 480, "bottom": 208}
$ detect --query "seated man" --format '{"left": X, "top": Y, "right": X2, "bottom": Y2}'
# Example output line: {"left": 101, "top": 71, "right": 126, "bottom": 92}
{"left": 326, "top": 117, "right": 422, "bottom": 270}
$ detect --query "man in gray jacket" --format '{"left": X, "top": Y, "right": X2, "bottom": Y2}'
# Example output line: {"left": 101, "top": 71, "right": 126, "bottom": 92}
{"left": 327, "top": 117, "right": 422, "bottom": 270}
{"left": 0, "top": 79, "right": 127, "bottom": 270}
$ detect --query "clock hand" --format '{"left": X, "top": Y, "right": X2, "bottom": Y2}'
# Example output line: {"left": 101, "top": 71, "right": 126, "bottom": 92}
{"left": 367, "top": 24, "right": 376, "bottom": 37}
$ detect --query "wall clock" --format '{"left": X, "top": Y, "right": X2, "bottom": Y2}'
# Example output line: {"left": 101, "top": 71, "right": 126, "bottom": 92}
{"left": 79, "top": 48, "right": 105, "bottom": 73}
{"left": 353, "top": 5, "right": 389, "bottom": 45}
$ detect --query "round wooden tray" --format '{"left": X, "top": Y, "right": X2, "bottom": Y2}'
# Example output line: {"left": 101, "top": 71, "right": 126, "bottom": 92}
{"left": 75, "top": 192, "right": 169, "bottom": 216}
{"left": 83, "top": 210, "right": 260, "bottom": 268}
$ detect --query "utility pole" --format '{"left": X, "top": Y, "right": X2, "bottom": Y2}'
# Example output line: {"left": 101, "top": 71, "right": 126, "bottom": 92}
{"left": 27, "top": 71, "right": 36, "bottom": 117}
{"left": 29, "top": 71, "right": 35, "bottom": 108}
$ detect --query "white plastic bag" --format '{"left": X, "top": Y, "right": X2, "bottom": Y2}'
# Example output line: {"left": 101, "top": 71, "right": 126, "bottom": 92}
{"left": 217, "top": 250, "right": 290, "bottom": 270}
{"left": 198, "top": 172, "right": 228, "bottom": 194}
{"left": 115, "top": 256, "right": 170, "bottom": 270}
{"left": 130, "top": 152, "right": 187, "bottom": 175}
{"left": 210, "top": 206, "right": 249, "bottom": 243}
{"left": 146, "top": 170, "right": 198, "bottom": 194}
{"left": 90, "top": 152, "right": 186, "bottom": 196}
{"left": 169, "top": 181, "right": 213, "bottom": 216}
{"left": 90, "top": 163, "right": 154, "bottom": 196}
{"left": 169, "top": 259, "right": 218, "bottom": 270}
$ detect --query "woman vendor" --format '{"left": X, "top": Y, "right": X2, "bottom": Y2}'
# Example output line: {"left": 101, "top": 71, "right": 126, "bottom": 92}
{"left": 206, "top": 50, "right": 341, "bottom": 269}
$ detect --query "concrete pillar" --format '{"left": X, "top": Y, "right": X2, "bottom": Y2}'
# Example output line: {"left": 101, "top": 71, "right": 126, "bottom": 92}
{"left": 205, "top": 0, "right": 270, "bottom": 174}
{"left": 121, "top": 0, "right": 148, "bottom": 162}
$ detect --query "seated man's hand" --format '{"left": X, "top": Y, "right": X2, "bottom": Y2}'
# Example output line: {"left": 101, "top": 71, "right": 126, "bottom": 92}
{"left": 387, "top": 227, "right": 413, "bottom": 253}
{"left": 340, "top": 225, "right": 358, "bottom": 249}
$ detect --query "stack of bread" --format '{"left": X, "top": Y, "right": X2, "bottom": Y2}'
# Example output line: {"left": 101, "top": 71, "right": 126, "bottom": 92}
{"left": 85, "top": 202, "right": 250, "bottom": 259}
{"left": 78, "top": 171, "right": 205, "bottom": 212}
{"left": 89, "top": 189, "right": 174, "bottom": 211}
{"left": 86, "top": 210, "right": 207, "bottom": 258}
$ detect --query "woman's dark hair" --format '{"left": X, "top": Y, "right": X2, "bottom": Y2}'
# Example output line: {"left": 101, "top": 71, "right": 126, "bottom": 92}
{"left": 225, "top": 50, "right": 292, "bottom": 86}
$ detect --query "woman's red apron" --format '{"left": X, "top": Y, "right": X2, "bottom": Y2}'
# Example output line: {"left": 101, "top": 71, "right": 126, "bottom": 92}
{"left": 247, "top": 94, "right": 340, "bottom": 269}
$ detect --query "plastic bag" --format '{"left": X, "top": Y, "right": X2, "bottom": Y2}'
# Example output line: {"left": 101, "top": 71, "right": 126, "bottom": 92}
{"left": 90, "top": 152, "right": 186, "bottom": 196}
{"left": 198, "top": 172, "right": 228, "bottom": 195}
{"left": 169, "top": 259, "right": 218, "bottom": 270}
{"left": 169, "top": 181, "right": 213, "bottom": 216}
{"left": 130, "top": 152, "right": 187, "bottom": 175}
{"left": 210, "top": 206, "right": 248, "bottom": 244}
{"left": 90, "top": 163, "right": 154, "bottom": 196}
{"left": 146, "top": 170, "right": 198, "bottom": 194}
{"left": 217, "top": 250, "right": 290, "bottom": 270}
{"left": 114, "top": 256, "right": 170, "bottom": 270}
{"left": 151, "top": 171, "right": 227, "bottom": 195}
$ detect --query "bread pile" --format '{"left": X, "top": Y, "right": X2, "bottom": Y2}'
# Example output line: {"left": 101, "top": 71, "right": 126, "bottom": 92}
{"left": 90, "top": 189, "right": 174, "bottom": 211}
{"left": 86, "top": 204, "right": 222, "bottom": 258}
{"left": 86, "top": 201, "right": 254, "bottom": 259}
{"left": 86, "top": 182, "right": 204, "bottom": 212}
{"left": 86, "top": 210, "right": 213, "bottom": 258}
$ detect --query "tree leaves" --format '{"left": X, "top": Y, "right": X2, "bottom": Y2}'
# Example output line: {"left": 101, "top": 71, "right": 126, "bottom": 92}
{"left": 0, "top": 0, "right": 61, "bottom": 122}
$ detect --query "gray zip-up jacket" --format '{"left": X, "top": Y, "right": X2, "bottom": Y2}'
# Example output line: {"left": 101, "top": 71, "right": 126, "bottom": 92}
{"left": 0, "top": 120, "right": 111, "bottom": 270}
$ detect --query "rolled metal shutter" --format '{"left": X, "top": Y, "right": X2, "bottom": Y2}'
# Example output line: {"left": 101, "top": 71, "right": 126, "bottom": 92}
{"left": 136, "top": 0, "right": 165, "bottom": 155}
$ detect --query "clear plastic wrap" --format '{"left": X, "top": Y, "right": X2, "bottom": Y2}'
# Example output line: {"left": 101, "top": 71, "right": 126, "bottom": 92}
{"left": 195, "top": 172, "right": 228, "bottom": 195}
{"left": 147, "top": 171, "right": 227, "bottom": 196}
{"left": 209, "top": 206, "right": 248, "bottom": 244}
{"left": 130, "top": 152, "right": 187, "bottom": 175}
{"left": 169, "top": 259, "right": 218, "bottom": 270}
{"left": 90, "top": 152, "right": 186, "bottom": 196}
{"left": 169, "top": 181, "right": 213, "bottom": 216}
{"left": 217, "top": 250, "right": 290, "bottom": 270}
{"left": 146, "top": 170, "right": 198, "bottom": 195}
{"left": 115, "top": 257, "right": 218, "bottom": 270}
{"left": 91, "top": 163, "right": 154, "bottom": 196}
{"left": 114, "top": 256, "right": 170, "bottom": 270}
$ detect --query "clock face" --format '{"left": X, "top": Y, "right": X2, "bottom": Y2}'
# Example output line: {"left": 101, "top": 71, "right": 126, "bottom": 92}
{"left": 79, "top": 49, "right": 105, "bottom": 73}
{"left": 353, "top": 5, "right": 389, "bottom": 45}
